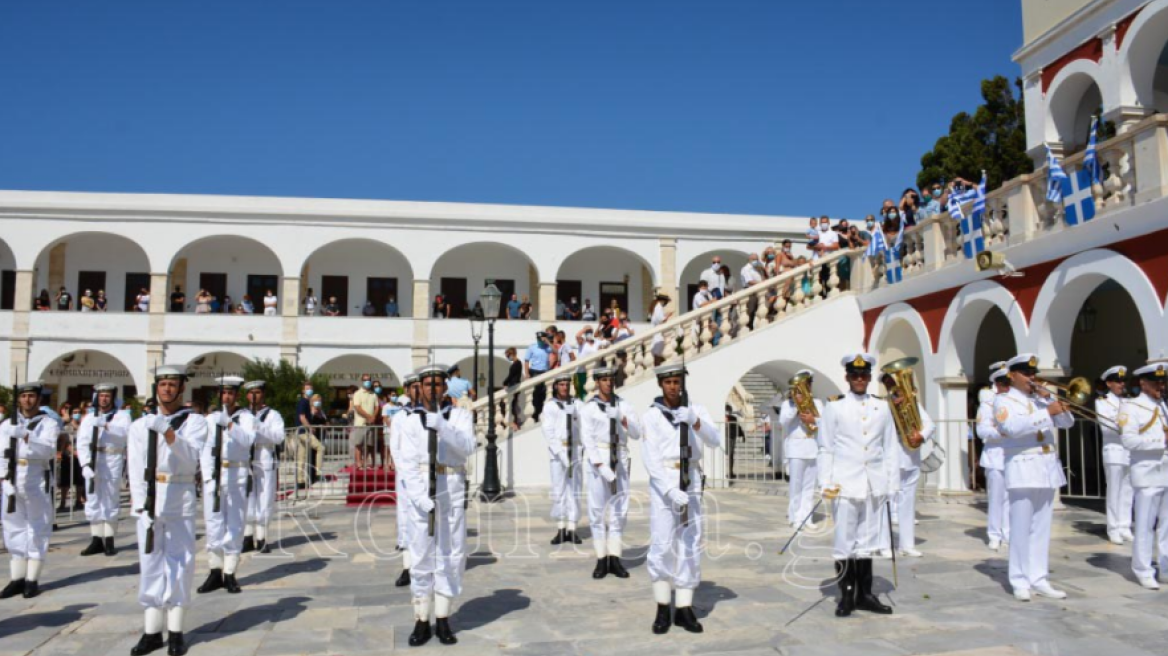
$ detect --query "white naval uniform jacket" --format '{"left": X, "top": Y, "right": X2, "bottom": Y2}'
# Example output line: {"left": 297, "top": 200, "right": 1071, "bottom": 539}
{"left": 398, "top": 405, "right": 476, "bottom": 514}
{"left": 976, "top": 397, "right": 1005, "bottom": 471}
{"left": 1096, "top": 393, "right": 1130, "bottom": 467}
{"left": 128, "top": 410, "right": 208, "bottom": 519}
{"left": 1119, "top": 395, "right": 1168, "bottom": 489}
{"left": 77, "top": 409, "right": 132, "bottom": 470}
{"left": 249, "top": 407, "right": 286, "bottom": 472}
{"left": 641, "top": 401, "right": 721, "bottom": 497}
{"left": 201, "top": 408, "right": 257, "bottom": 489}
{"left": 543, "top": 397, "right": 585, "bottom": 463}
{"left": 580, "top": 395, "right": 643, "bottom": 467}
{"left": 817, "top": 392, "right": 900, "bottom": 500}
{"left": 992, "top": 387, "right": 1073, "bottom": 490}
{"left": 893, "top": 401, "right": 936, "bottom": 471}
{"left": 779, "top": 398, "right": 824, "bottom": 460}
{"left": 0, "top": 412, "right": 59, "bottom": 499}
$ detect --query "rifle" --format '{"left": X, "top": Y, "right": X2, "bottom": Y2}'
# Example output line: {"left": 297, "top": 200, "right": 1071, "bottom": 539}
{"left": 5, "top": 371, "right": 18, "bottom": 514}
{"left": 608, "top": 398, "right": 618, "bottom": 496}
{"left": 566, "top": 402, "right": 574, "bottom": 480}
{"left": 88, "top": 392, "right": 99, "bottom": 496}
{"left": 679, "top": 362, "right": 691, "bottom": 527}
{"left": 144, "top": 367, "right": 159, "bottom": 554}
{"left": 246, "top": 401, "right": 257, "bottom": 499}
{"left": 211, "top": 371, "right": 224, "bottom": 514}
{"left": 427, "top": 359, "right": 438, "bottom": 537}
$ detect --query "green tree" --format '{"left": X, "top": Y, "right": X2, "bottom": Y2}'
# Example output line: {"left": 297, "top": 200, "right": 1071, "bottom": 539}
{"left": 917, "top": 76, "right": 1034, "bottom": 191}
{"left": 0, "top": 385, "right": 10, "bottom": 411}
{"left": 239, "top": 358, "right": 330, "bottom": 421}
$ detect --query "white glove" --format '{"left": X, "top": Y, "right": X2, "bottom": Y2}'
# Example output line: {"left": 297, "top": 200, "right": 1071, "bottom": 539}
{"left": 2, "top": 480, "right": 14, "bottom": 498}
{"left": 563, "top": 404, "right": 577, "bottom": 417}
{"left": 82, "top": 465, "right": 96, "bottom": 481}
{"left": 147, "top": 414, "right": 171, "bottom": 435}
{"left": 425, "top": 413, "right": 444, "bottom": 431}
{"left": 416, "top": 496, "right": 435, "bottom": 514}
{"left": 605, "top": 407, "right": 619, "bottom": 420}
{"left": 674, "top": 407, "right": 697, "bottom": 426}
{"left": 668, "top": 488, "right": 689, "bottom": 508}
{"left": 11, "top": 425, "right": 28, "bottom": 440}
{"left": 598, "top": 464, "right": 617, "bottom": 483}
{"left": 556, "top": 451, "right": 570, "bottom": 468}
{"left": 138, "top": 512, "right": 154, "bottom": 530}
{"left": 93, "top": 414, "right": 108, "bottom": 429}
{"left": 215, "top": 412, "right": 231, "bottom": 429}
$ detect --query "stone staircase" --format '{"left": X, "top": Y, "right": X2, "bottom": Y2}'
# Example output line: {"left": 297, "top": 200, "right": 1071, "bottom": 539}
{"left": 735, "top": 371, "right": 780, "bottom": 460}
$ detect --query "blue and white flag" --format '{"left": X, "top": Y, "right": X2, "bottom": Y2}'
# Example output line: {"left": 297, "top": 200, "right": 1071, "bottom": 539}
{"left": 885, "top": 224, "right": 904, "bottom": 284}
{"left": 959, "top": 171, "right": 987, "bottom": 259}
{"left": 1083, "top": 117, "right": 1102, "bottom": 185}
{"left": 865, "top": 222, "right": 886, "bottom": 260}
{"left": 1046, "top": 144, "right": 1068, "bottom": 204}
{"left": 1060, "top": 166, "right": 1097, "bottom": 226}
{"left": 946, "top": 186, "right": 976, "bottom": 221}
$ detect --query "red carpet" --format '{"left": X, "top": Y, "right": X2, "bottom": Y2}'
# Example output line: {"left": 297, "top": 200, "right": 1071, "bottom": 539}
{"left": 344, "top": 466, "right": 397, "bottom": 507}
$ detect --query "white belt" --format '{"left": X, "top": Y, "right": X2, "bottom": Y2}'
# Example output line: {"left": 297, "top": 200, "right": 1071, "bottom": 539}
{"left": 156, "top": 473, "right": 195, "bottom": 484}
{"left": 1004, "top": 445, "right": 1056, "bottom": 456}
{"left": 97, "top": 446, "right": 125, "bottom": 454}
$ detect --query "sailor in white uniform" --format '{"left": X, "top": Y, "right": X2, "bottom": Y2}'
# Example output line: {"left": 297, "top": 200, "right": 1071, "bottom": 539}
{"left": 543, "top": 372, "right": 585, "bottom": 545}
{"left": 1, "top": 380, "right": 59, "bottom": 600}
{"left": 879, "top": 371, "right": 935, "bottom": 558}
{"left": 393, "top": 372, "right": 419, "bottom": 588}
{"left": 580, "top": 366, "right": 643, "bottom": 579}
{"left": 77, "top": 383, "right": 132, "bottom": 557}
{"left": 1097, "top": 365, "right": 1134, "bottom": 545}
{"left": 976, "top": 363, "right": 1011, "bottom": 551}
{"left": 242, "top": 380, "right": 285, "bottom": 554}
{"left": 127, "top": 365, "right": 208, "bottom": 656}
{"left": 993, "top": 353, "right": 1074, "bottom": 602}
{"left": 1119, "top": 362, "right": 1168, "bottom": 589}
{"left": 398, "top": 364, "right": 476, "bottom": 647}
{"left": 818, "top": 354, "right": 898, "bottom": 617}
{"left": 198, "top": 376, "right": 256, "bottom": 595}
{"left": 642, "top": 363, "right": 721, "bottom": 635}
{"left": 779, "top": 369, "right": 823, "bottom": 529}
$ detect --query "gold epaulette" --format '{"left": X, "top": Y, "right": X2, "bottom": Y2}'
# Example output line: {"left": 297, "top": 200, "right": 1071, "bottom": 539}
{"left": 827, "top": 395, "right": 843, "bottom": 402}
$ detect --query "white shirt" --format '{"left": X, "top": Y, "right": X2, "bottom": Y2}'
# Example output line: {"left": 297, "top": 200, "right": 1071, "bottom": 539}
{"left": 1119, "top": 394, "right": 1168, "bottom": 488}
{"left": 699, "top": 266, "right": 727, "bottom": 295}
{"left": 127, "top": 409, "right": 208, "bottom": 519}
{"left": 692, "top": 289, "right": 712, "bottom": 311}
{"left": 641, "top": 402, "right": 721, "bottom": 497}
{"left": 137, "top": 293, "right": 150, "bottom": 313}
{"left": 740, "top": 262, "right": 764, "bottom": 288}
{"left": 304, "top": 296, "right": 318, "bottom": 314}
{"left": 818, "top": 392, "right": 900, "bottom": 499}
{"left": 813, "top": 229, "right": 840, "bottom": 260}
{"left": 264, "top": 294, "right": 278, "bottom": 315}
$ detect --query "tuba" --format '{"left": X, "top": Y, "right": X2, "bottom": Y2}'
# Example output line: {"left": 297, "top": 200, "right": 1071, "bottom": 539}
{"left": 787, "top": 372, "right": 818, "bottom": 434}
{"left": 881, "top": 357, "right": 924, "bottom": 451}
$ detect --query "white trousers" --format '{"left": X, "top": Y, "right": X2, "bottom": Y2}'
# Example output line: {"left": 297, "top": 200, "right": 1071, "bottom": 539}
{"left": 647, "top": 478, "right": 703, "bottom": 590}
{"left": 1, "top": 478, "right": 53, "bottom": 560}
{"left": 832, "top": 494, "right": 885, "bottom": 560}
{"left": 408, "top": 474, "right": 467, "bottom": 600}
{"left": 549, "top": 455, "right": 582, "bottom": 522}
{"left": 203, "top": 477, "right": 248, "bottom": 555}
{"left": 880, "top": 468, "right": 919, "bottom": 550}
{"left": 1131, "top": 486, "right": 1168, "bottom": 580}
{"left": 1104, "top": 464, "right": 1134, "bottom": 535}
{"left": 985, "top": 468, "right": 1010, "bottom": 542}
{"left": 786, "top": 458, "right": 818, "bottom": 525}
{"left": 1007, "top": 488, "right": 1054, "bottom": 591}
{"left": 137, "top": 514, "right": 196, "bottom": 609}
{"left": 246, "top": 466, "right": 278, "bottom": 526}
{"left": 84, "top": 454, "right": 124, "bottom": 523}
{"left": 396, "top": 469, "right": 411, "bottom": 550}
{"left": 586, "top": 456, "right": 631, "bottom": 552}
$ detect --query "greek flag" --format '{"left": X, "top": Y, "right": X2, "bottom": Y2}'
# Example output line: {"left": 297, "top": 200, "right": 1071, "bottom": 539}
{"left": 1060, "top": 166, "right": 1097, "bottom": 226}
{"left": 885, "top": 225, "right": 904, "bottom": 284}
{"left": 946, "top": 186, "right": 977, "bottom": 221}
{"left": 1046, "top": 144, "right": 1068, "bottom": 204}
{"left": 1083, "top": 117, "right": 1102, "bottom": 185}
{"left": 865, "top": 222, "right": 886, "bottom": 259}
{"left": 960, "top": 172, "right": 987, "bottom": 259}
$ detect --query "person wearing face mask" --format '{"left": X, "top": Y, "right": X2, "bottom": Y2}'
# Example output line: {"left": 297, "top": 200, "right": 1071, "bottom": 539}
{"left": 351, "top": 374, "right": 379, "bottom": 471}
{"left": 296, "top": 393, "right": 327, "bottom": 488}
{"left": 860, "top": 215, "right": 877, "bottom": 242}
{"left": 812, "top": 217, "right": 840, "bottom": 261}
{"left": 699, "top": 256, "right": 728, "bottom": 300}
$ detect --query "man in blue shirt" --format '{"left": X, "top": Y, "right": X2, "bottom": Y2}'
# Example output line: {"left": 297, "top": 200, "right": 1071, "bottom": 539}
{"left": 524, "top": 331, "right": 552, "bottom": 420}
{"left": 507, "top": 294, "right": 521, "bottom": 320}
{"left": 385, "top": 295, "right": 400, "bottom": 318}
{"left": 446, "top": 365, "right": 474, "bottom": 404}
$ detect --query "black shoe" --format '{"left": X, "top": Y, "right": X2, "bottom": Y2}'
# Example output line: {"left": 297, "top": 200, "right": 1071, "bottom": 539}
{"left": 570, "top": 530, "right": 582, "bottom": 544}
{"left": 672, "top": 606, "right": 703, "bottom": 633}
{"left": 435, "top": 617, "right": 457, "bottom": 645}
{"left": 197, "top": 569, "right": 223, "bottom": 594}
{"left": 104, "top": 537, "right": 117, "bottom": 557}
{"left": 256, "top": 540, "right": 269, "bottom": 554}
{"left": 591, "top": 558, "right": 609, "bottom": 579}
{"left": 551, "top": 529, "right": 565, "bottom": 545}
{"left": 651, "top": 604, "right": 671, "bottom": 634}
{"left": 130, "top": 632, "right": 164, "bottom": 656}
{"left": 395, "top": 569, "right": 411, "bottom": 587}
{"left": 21, "top": 580, "right": 39, "bottom": 599}
{"left": 408, "top": 620, "right": 432, "bottom": 647}
{"left": 166, "top": 631, "right": 187, "bottom": 656}
{"left": 241, "top": 536, "right": 255, "bottom": 553}
{"left": 835, "top": 559, "right": 856, "bottom": 618}
{"left": 854, "top": 559, "right": 892, "bottom": 615}
{"left": 57, "top": 504, "right": 68, "bottom": 513}
{"left": 0, "top": 579, "right": 25, "bottom": 599}
{"left": 81, "top": 536, "right": 105, "bottom": 556}
{"left": 608, "top": 555, "right": 629, "bottom": 579}
{"left": 223, "top": 574, "right": 242, "bottom": 594}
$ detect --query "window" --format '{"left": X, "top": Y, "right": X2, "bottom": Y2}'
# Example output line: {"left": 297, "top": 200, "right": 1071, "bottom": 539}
{"left": 125, "top": 273, "right": 151, "bottom": 312}
{"left": 1, "top": 270, "right": 14, "bottom": 310}
{"left": 247, "top": 275, "right": 279, "bottom": 313}
{"left": 321, "top": 276, "right": 348, "bottom": 316}
{"left": 599, "top": 282, "right": 628, "bottom": 318}
{"left": 366, "top": 277, "right": 398, "bottom": 317}
{"left": 77, "top": 271, "right": 106, "bottom": 311}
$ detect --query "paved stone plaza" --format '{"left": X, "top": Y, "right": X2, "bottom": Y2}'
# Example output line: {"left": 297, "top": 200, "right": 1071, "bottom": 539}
{"left": 2, "top": 489, "right": 1167, "bottom": 656}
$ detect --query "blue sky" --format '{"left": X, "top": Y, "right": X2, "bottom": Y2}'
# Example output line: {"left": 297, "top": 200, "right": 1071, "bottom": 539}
{"left": 0, "top": 0, "right": 1023, "bottom": 219}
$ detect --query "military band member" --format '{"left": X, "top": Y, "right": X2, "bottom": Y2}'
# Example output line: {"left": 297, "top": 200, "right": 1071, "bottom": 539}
{"left": 1, "top": 380, "right": 59, "bottom": 600}
{"left": 77, "top": 383, "right": 132, "bottom": 556}
{"left": 976, "top": 363, "right": 1011, "bottom": 551}
{"left": 128, "top": 365, "right": 207, "bottom": 656}
{"left": 581, "top": 366, "right": 643, "bottom": 579}
{"left": 818, "top": 354, "right": 897, "bottom": 617}
{"left": 993, "top": 353, "right": 1073, "bottom": 602}
{"left": 393, "top": 372, "right": 419, "bottom": 588}
{"left": 399, "top": 364, "right": 476, "bottom": 646}
{"left": 879, "top": 372, "right": 935, "bottom": 558}
{"left": 1119, "top": 362, "right": 1168, "bottom": 589}
{"left": 242, "top": 380, "right": 285, "bottom": 554}
{"left": 198, "top": 376, "right": 256, "bottom": 595}
{"left": 642, "top": 363, "right": 721, "bottom": 635}
{"left": 1097, "top": 365, "right": 1134, "bottom": 545}
{"left": 543, "top": 372, "right": 584, "bottom": 545}
{"left": 779, "top": 369, "right": 823, "bottom": 529}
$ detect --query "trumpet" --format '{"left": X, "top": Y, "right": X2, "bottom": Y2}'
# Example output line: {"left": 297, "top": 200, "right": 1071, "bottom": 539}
{"left": 1030, "top": 376, "right": 1120, "bottom": 433}
{"left": 788, "top": 372, "right": 818, "bottom": 434}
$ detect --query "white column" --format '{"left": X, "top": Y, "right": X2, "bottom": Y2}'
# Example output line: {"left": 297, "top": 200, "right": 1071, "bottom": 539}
{"left": 280, "top": 276, "right": 300, "bottom": 365}
{"left": 935, "top": 377, "right": 972, "bottom": 494}
{"left": 538, "top": 282, "right": 556, "bottom": 322}
{"left": 658, "top": 237, "right": 678, "bottom": 315}
{"left": 412, "top": 279, "right": 431, "bottom": 370}
{"left": 8, "top": 270, "right": 34, "bottom": 381}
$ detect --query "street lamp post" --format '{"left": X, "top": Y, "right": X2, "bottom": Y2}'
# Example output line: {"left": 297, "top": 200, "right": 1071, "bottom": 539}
{"left": 479, "top": 283, "right": 503, "bottom": 501}
{"left": 470, "top": 308, "right": 485, "bottom": 402}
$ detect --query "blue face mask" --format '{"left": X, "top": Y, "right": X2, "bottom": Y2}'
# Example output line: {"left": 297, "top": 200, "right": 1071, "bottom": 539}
{"left": 72, "top": 413, "right": 80, "bottom": 420}
{"left": 363, "top": 381, "right": 372, "bottom": 390}
{"left": 313, "top": 400, "right": 321, "bottom": 408}
{"left": 374, "top": 387, "right": 382, "bottom": 394}
{"left": 305, "top": 388, "right": 313, "bottom": 397}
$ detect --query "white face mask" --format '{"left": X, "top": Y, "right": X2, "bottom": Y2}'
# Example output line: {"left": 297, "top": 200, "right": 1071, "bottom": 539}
{"left": 820, "top": 224, "right": 829, "bottom": 232}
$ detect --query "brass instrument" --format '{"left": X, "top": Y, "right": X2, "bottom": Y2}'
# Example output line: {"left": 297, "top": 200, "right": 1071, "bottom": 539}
{"left": 787, "top": 372, "right": 818, "bottom": 434}
{"left": 1031, "top": 376, "right": 1121, "bottom": 433}
{"left": 881, "top": 357, "right": 923, "bottom": 451}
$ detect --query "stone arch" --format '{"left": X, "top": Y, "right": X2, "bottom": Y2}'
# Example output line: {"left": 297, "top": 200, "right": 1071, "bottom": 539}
{"left": 871, "top": 303, "right": 933, "bottom": 406}
{"left": 678, "top": 249, "right": 749, "bottom": 311}
{"left": 937, "top": 281, "right": 1028, "bottom": 379}
{"left": 555, "top": 245, "right": 658, "bottom": 321}
{"left": 1045, "top": 61, "right": 1107, "bottom": 150}
{"left": 450, "top": 353, "right": 512, "bottom": 399}
{"left": 32, "top": 348, "right": 146, "bottom": 406}
{"left": 32, "top": 232, "right": 152, "bottom": 312}
{"left": 429, "top": 242, "right": 541, "bottom": 319}
{"left": 1119, "top": 0, "right": 1168, "bottom": 111}
{"left": 0, "top": 236, "right": 15, "bottom": 310}
{"left": 299, "top": 238, "right": 415, "bottom": 317}
{"left": 168, "top": 235, "right": 284, "bottom": 314}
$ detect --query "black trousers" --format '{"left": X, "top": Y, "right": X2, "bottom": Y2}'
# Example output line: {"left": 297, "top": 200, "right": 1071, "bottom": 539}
{"left": 529, "top": 369, "right": 547, "bottom": 420}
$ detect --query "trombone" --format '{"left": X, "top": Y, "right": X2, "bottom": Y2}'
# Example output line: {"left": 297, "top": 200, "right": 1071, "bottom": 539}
{"left": 1030, "top": 376, "right": 1120, "bottom": 433}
